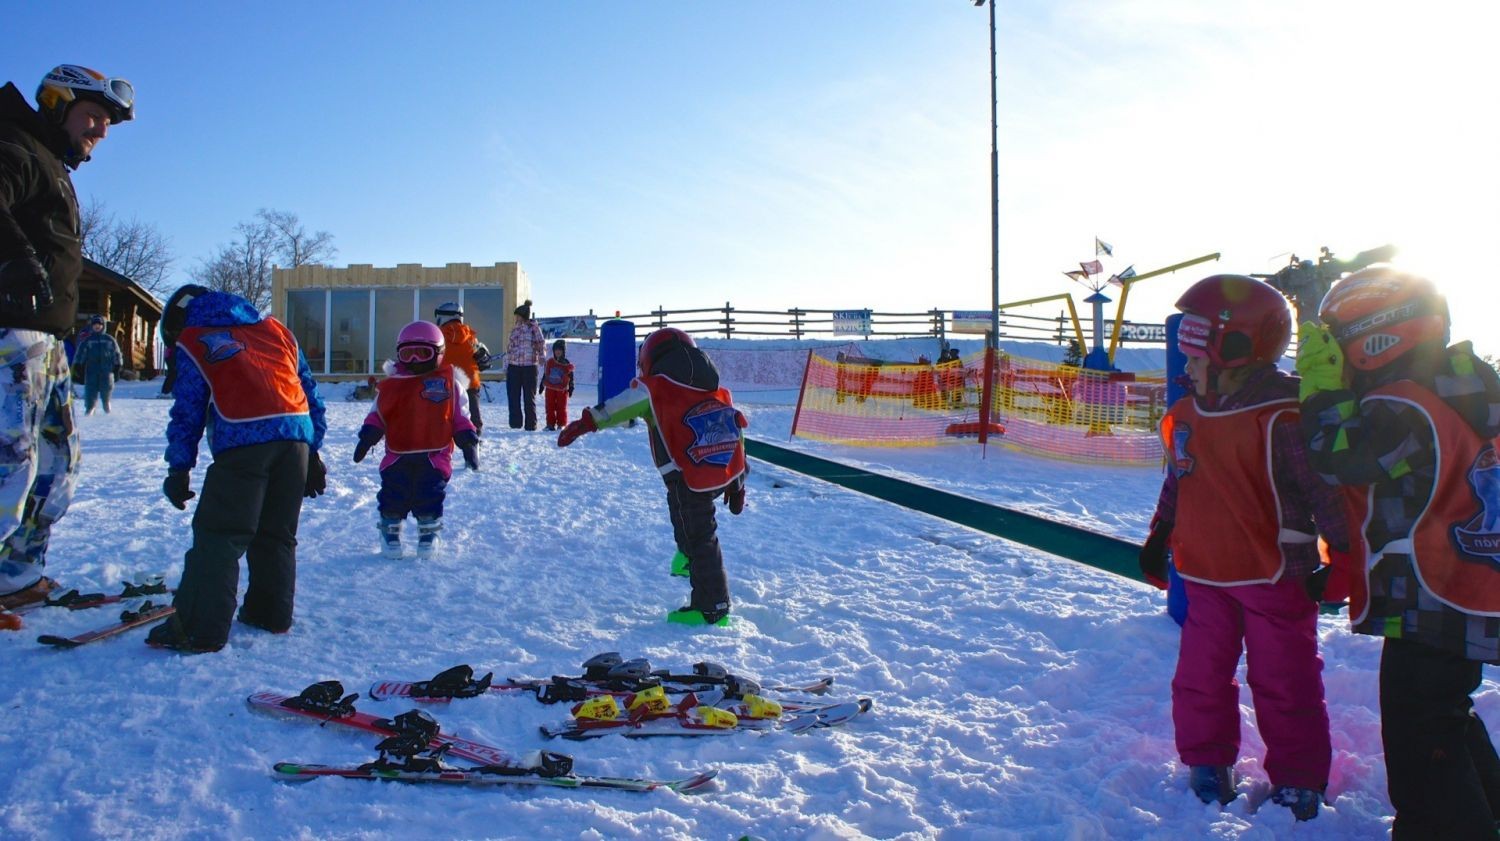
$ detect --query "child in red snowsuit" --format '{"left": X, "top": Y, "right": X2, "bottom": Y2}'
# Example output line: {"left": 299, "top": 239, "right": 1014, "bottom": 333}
{"left": 1140, "top": 275, "right": 1351, "bottom": 821}
{"left": 540, "top": 339, "right": 574, "bottom": 432}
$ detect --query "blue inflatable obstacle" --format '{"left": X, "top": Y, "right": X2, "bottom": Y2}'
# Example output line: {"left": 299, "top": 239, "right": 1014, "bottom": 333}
{"left": 597, "top": 319, "right": 637, "bottom": 406}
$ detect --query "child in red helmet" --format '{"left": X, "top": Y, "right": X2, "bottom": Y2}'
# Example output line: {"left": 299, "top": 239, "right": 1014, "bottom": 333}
{"left": 556, "top": 328, "right": 747, "bottom": 626}
{"left": 1298, "top": 265, "right": 1500, "bottom": 837}
{"left": 353, "top": 321, "right": 479, "bottom": 561}
{"left": 1140, "top": 274, "right": 1351, "bottom": 820}
{"left": 540, "top": 338, "right": 574, "bottom": 432}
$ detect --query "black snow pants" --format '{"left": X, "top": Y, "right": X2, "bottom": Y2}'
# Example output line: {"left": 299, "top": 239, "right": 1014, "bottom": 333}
{"left": 1381, "top": 636, "right": 1500, "bottom": 840}
{"left": 506, "top": 363, "right": 538, "bottom": 430}
{"left": 664, "top": 471, "right": 731, "bottom": 611}
{"left": 172, "top": 440, "right": 308, "bottom": 646}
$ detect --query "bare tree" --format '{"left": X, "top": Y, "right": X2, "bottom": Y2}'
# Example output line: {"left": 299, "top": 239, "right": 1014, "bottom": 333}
{"left": 192, "top": 209, "right": 336, "bottom": 311}
{"left": 79, "top": 198, "right": 176, "bottom": 296}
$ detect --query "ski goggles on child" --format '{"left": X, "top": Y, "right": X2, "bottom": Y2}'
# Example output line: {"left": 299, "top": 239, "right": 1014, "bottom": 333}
{"left": 397, "top": 344, "right": 438, "bottom": 364}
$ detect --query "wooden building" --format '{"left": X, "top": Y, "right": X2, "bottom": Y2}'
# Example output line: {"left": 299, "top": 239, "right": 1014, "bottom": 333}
{"left": 271, "top": 262, "right": 529, "bottom": 381}
{"left": 76, "top": 258, "right": 164, "bottom": 378}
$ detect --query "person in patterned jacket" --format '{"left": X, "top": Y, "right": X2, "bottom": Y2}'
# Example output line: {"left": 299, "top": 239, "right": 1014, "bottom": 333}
{"left": 1298, "top": 265, "right": 1500, "bottom": 838}
{"left": 557, "top": 328, "right": 746, "bottom": 626}
{"left": 146, "top": 286, "right": 327, "bottom": 653}
{"left": 504, "top": 299, "right": 544, "bottom": 430}
{"left": 353, "top": 320, "right": 479, "bottom": 561}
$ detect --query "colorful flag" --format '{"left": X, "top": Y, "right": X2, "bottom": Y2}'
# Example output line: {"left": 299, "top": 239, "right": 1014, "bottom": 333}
{"left": 1063, "top": 270, "right": 1090, "bottom": 284}
{"left": 1080, "top": 260, "right": 1103, "bottom": 276}
{"left": 1117, "top": 265, "right": 1136, "bottom": 280}
{"left": 1094, "top": 237, "right": 1113, "bottom": 257}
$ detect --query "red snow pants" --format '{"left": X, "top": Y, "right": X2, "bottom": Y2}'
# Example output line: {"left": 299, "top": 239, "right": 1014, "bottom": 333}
{"left": 544, "top": 388, "right": 568, "bottom": 429}
{"left": 1172, "top": 576, "right": 1331, "bottom": 789}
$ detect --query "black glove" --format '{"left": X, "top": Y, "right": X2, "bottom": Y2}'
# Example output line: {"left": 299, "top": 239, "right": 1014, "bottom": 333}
{"left": 304, "top": 451, "right": 327, "bottom": 498}
{"left": 0, "top": 251, "right": 53, "bottom": 317}
{"left": 113, "top": 365, "right": 121, "bottom": 379}
{"left": 456, "top": 429, "right": 480, "bottom": 471}
{"left": 474, "top": 344, "right": 492, "bottom": 371}
{"left": 163, "top": 470, "right": 194, "bottom": 510}
{"left": 352, "top": 424, "right": 383, "bottom": 463}
{"left": 724, "top": 475, "right": 746, "bottom": 515}
{"left": 567, "top": 385, "right": 574, "bottom": 397}
{"left": 1139, "top": 517, "right": 1171, "bottom": 590}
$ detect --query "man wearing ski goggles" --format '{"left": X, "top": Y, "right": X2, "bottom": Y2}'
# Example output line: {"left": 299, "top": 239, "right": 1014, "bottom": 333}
{"left": 0, "top": 62, "right": 136, "bottom": 609}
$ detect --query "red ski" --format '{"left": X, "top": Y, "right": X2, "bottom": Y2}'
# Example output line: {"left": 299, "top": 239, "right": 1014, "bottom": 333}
{"left": 36, "top": 602, "right": 176, "bottom": 648}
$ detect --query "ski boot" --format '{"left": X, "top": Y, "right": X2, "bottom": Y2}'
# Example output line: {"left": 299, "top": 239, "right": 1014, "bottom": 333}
{"left": 1269, "top": 785, "right": 1322, "bottom": 821}
{"left": 1189, "top": 765, "right": 1236, "bottom": 805}
{"left": 378, "top": 516, "right": 403, "bottom": 560}
{"left": 0, "top": 576, "right": 59, "bottom": 611}
{"left": 416, "top": 517, "right": 442, "bottom": 560}
{"left": 670, "top": 550, "right": 690, "bottom": 578}
{"left": 667, "top": 602, "right": 731, "bottom": 627}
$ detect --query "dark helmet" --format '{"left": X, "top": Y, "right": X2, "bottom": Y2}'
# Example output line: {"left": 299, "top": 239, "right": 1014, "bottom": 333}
{"left": 88, "top": 314, "right": 105, "bottom": 327}
{"left": 1174, "top": 274, "right": 1292, "bottom": 368}
{"left": 638, "top": 328, "right": 695, "bottom": 376}
{"left": 161, "top": 284, "right": 209, "bottom": 346}
{"left": 1318, "top": 264, "right": 1448, "bottom": 372}
{"left": 552, "top": 338, "right": 566, "bottom": 353}
{"left": 36, "top": 64, "right": 134, "bottom": 124}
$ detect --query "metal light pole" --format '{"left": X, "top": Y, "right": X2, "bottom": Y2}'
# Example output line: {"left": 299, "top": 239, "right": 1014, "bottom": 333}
{"left": 976, "top": 0, "right": 1000, "bottom": 446}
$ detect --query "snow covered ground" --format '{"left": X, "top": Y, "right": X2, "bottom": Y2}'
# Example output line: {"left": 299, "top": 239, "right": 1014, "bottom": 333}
{"left": 1, "top": 369, "right": 1492, "bottom": 840}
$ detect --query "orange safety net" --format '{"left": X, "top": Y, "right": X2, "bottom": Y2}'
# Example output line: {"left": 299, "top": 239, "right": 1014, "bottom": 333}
{"left": 791, "top": 349, "right": 1166, "bottom": 466}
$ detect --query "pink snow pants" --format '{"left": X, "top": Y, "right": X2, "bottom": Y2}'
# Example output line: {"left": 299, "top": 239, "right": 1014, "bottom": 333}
{"left": 1172, "top": 576, "right": 1331, "bottom": 789}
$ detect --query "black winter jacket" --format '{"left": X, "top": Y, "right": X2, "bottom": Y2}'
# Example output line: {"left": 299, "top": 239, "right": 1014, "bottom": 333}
{"left": 0, "top": 82, "right": 82, "bottom": 335}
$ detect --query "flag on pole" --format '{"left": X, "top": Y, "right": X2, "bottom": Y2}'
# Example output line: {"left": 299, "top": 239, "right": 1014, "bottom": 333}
{"left": 1107, "top": 265, "right": 1137, "bottom": 287}
{"left": 1063, "top": 270, "right": 1090, "bottom": 285}
{"left": 1094, "top": 237, "right": 1113, "bottom": 257}
{"left": 1080, "top": 260, "right": 1103, "bottom": 276}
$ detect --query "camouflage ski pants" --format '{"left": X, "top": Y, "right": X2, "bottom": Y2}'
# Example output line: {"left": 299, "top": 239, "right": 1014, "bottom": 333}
{"left": 0, "top": 330, "right": 79, "bottom": 595}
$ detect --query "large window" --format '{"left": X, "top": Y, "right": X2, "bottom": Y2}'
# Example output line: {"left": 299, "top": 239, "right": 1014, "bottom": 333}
{"left": 285, "top": 286, "right": 504, "bottom": 375}
{"left": 461, "top": 288, "right": 507, "bottom": 355}
{"left": 286, "top": 290, "right": 327, "bottom": 374}
{"left": 329, "top": 290, "right": 371, "bottom": 374}
{"left": 374, "top": 288, "right": 416, "bottom": 365}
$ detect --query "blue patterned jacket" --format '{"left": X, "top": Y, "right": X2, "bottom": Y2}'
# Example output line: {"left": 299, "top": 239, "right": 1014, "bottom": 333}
{"left": 165, "top": 291, "right": 326, "bottom": 470}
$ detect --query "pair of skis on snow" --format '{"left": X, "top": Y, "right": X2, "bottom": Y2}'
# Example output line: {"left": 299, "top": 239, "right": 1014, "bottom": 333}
{"left": 250, "top": 681, "right": 717, "bottom": 793}
{"left": 2, "top": 578, "right": 175, "bottom": 646}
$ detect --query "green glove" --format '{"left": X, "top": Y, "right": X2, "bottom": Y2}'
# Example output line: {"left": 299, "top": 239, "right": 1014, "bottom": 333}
{"left": 1296, "top": 321, "right": 1346, "bottom": 401}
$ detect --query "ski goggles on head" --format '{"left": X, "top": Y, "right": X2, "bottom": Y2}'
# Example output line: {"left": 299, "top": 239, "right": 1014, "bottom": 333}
{"left": 397, "top": 344, "right": 437, "bottom": 364}
{"left": 97, "top": 78, "right": 134, "bottom": 114}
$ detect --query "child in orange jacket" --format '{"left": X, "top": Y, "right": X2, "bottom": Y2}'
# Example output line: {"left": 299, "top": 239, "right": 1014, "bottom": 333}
{"left": 434, "top": 302, "right": 491, "bottom": 432}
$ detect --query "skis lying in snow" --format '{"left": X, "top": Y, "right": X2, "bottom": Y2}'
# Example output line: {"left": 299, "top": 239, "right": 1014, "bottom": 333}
{"left": 542, "top": 692, "right": 873, "bottom": 741}
{"left": 368, "top": 653, "right": 835, "bottom": 705}
{"left": 13, "top": 578, "right": 171, "bottom": 616}
{"left": 248, "top": 684, "right": 527, "bottom": 768}
{"left": 251, "top": 681, "right": 717, "bottom": 793}
{"left": 272, "top": 762, "right": 717, "bottom": 794}
{"left": 36, "top": 602, "right": 175, "bottom": 648}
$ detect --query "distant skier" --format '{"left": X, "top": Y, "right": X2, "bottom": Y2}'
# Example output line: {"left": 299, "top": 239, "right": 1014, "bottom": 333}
{"left": 75, "top": 313, "right": 121, "bottom": 414}
{"left": 1297, "top": 265, "right": 1500, "bottom": 837}
{"left": 540, "top": 338, "right": 575, "bottom": 431}
{"left": 353, "top": 321, "right": 479, "bottom": 560}
{"left": 148, "top": 285, "right": 328, "bottom": 653}
{"left": 556, "top": 328, "right": 746, "bottom": 625}
{"left": 1140, "top": 275, "right": 1351, "bottom": 820}
{"left": 433, "top": 301, "right": 491, "bottom": 433}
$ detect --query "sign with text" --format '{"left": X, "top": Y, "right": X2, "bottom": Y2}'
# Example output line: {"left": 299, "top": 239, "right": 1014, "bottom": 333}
{"left": 950, "top": 310, "right": 994, "bottom": 334}
{"left": 538, "top": 315, "right": 598, "bottom": 340}
{"left": 1106, "top": 322, "right": 1168, "bottom": 343}
{"left": 832, "top": 309, "right": 872, "bottom": 336}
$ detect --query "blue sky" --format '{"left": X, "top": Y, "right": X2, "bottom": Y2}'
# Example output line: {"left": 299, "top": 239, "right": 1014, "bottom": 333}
{"left": 8, "top": 1, "right": 1497, "bottom": 354}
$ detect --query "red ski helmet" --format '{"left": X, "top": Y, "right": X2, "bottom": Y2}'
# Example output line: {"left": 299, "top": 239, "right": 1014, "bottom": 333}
{"left": 1175, "top": 274, "right": 1292, "bottom": 368}
{"left": 638, "top": 328, "right": 695, "bottom": 376}
{"left": 1318, "top": 264, "right": 1448, "bottom": 372}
